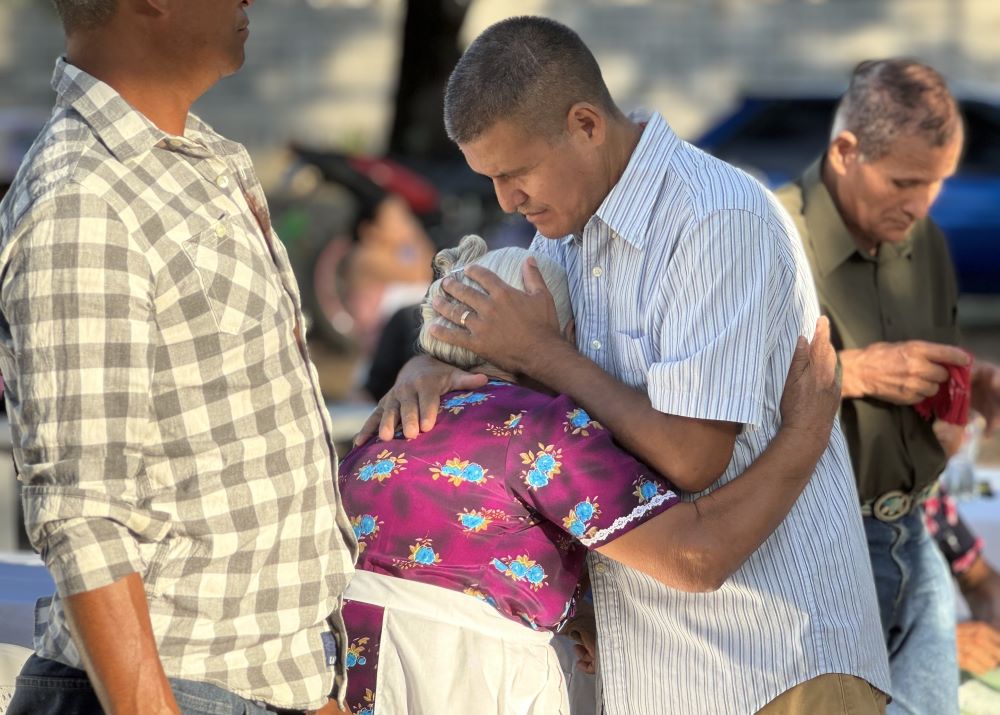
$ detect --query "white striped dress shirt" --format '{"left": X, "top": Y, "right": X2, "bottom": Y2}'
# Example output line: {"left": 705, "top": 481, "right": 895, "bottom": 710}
{"left": 531, "top": 113, "right": 890, "bottom": 714}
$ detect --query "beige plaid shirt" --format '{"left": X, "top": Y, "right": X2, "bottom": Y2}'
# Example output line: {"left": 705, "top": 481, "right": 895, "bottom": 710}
{"left": 0, "top": 59, "right": 356, "bottom": 710}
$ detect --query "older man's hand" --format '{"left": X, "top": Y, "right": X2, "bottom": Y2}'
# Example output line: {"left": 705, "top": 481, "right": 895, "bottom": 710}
{"left": 430, "top": 257, "right": 566, "bottom": 376}
{"left": 838, "top": 340, "right": 970, "bottom": 404}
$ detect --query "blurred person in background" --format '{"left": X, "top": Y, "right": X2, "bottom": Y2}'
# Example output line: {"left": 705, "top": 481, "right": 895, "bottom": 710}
{"left": 360, "top": 15, "right": 890, "bottom": 715}
{"left": 0, "top": 1, "right": 355, "bottom": 713}
{"left": 776, "top": 58, "right": 1000, "bottom": 715}
{"left": 339, "top": 234, "right": 843, "bottom": 714}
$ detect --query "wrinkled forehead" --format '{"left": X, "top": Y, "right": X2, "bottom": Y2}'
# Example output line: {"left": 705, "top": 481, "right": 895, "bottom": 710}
{"left": 869, "top": 130, "right": 964, "bottom": 178}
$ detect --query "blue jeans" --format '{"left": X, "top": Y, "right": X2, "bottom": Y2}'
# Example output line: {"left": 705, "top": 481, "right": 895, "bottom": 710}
{"left": 865, "top": 511, "right": 958, "bottom": 715}
{"left": 7, "top": 654, "right": 305, "bottom": 715}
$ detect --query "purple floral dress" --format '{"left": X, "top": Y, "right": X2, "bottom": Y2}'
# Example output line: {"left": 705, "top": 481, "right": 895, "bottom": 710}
{"left": 338, "top": 380, "right": 678, "bottom": 714}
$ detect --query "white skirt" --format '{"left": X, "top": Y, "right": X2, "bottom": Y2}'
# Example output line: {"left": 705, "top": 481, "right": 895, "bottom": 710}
{"left": 344, "top": 570, "right": 570, "bottom": 714}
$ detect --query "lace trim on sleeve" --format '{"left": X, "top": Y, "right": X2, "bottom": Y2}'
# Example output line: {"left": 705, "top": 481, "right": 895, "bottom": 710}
{"left": 580, "top": 491, "right": 677, "bottom": 548}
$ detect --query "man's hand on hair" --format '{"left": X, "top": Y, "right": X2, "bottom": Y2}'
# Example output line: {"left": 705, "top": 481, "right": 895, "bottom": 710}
{"left": 430, "top": 257, "right": 565, "bottom": 376}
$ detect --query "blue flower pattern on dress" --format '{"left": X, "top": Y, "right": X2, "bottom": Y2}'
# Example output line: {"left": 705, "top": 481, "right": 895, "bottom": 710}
{"left": 430, "top": 458, "right": 492, "bottom": 487}
{"left": 520, "top": 444, "right": 563, "bottom": 490}
{"left": 355, "top": 449, "right": 407, "bottom": 483}
{"left": 441, "top": 391, "right": 492, "bottom": 415}
{"left": 633, "top": 478, "right": 664, "bottom": 504}
{"left": 350, "top": 513, "right": 383, "bottom": 553}
{"left": 492, "top": 555, "right": 548, "bottom": 590}
{"left": 460, "top": 511, "right": 487, "bottom": 530}
{"left": 393, "top": 538, "right": 442, "bottom": 569}
{"left": 564, "top": 408, "right": 603, "bottom": 436}
{"left": 345, "top": 637, "right": 369, "bottom": 669}
{"left": 562, "top": 498, "right": 601, "bottom": 538}
{"left": 457, "top": 508, "right": 506, "bottom": 533}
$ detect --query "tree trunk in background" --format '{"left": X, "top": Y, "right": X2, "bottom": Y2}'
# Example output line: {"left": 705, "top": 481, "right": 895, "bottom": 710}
{"left": 388, "top": 0, "right": 470, "bottom": 159}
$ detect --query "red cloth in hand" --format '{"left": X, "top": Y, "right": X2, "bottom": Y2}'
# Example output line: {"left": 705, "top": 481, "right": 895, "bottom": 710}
{"left": 915, "top": 354, "right": 972, "bottom": 426}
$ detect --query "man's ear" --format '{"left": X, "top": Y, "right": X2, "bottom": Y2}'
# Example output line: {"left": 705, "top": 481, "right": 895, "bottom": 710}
{"left": 827, "top": 130, "right": 861, "bottom": 177}
{"left": 565, "top": 103, "right": 606, "bottom": 146}
{"left": 119, "top": 0, "right": 167, "bottom": 20}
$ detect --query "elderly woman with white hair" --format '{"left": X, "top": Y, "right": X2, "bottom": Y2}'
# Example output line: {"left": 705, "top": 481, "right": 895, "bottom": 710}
{"left": 336, "top": 235, "right": 839, "bottom": 715}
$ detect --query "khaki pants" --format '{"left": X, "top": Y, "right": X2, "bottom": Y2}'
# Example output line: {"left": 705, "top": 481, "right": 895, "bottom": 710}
{"left": 757, "top": 674, "right": 887, "bottom": 715}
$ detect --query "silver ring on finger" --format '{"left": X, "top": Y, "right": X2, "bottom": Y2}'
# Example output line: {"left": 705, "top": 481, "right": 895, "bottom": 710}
{"left": 459, "top": 309, "right": 472, "bottom": 327}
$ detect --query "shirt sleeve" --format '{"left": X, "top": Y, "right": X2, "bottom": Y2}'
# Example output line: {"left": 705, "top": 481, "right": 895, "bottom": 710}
{"left": 507, "top": 393, "right": 679, "bottom": 550}
{"left": 647, "top": 209, "right": 786, "bottom": 428}
{"left": 0, "top": 189, "right": 169, "bottom": 597}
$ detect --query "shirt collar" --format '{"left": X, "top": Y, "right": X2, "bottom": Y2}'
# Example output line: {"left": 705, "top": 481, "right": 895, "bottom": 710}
{"left": 50, "top": 57, "right": 242, "bottom": 165}
{"left": 52, "top": 57, "right": 170, "bottom": 163}
{"left": 592, "top": 112, "right": 678, "bottom": 250}
{"left": 799, "top": 157, "right": 859, "bottom": 277}
{"left": 800, "top": 155, "right": 914, "bottom": 277}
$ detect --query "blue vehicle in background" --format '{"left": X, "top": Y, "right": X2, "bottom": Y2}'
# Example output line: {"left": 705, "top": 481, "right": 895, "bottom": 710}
{"left": 695, "top": 97, "right": 1000, "bottom": 294}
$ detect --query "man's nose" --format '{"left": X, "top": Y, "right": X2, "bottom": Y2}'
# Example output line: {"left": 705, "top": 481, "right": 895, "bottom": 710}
{"left": 903, "top": 184, "right": 939, "bottom": 221}
{"left": 493, "top": 180, "right": 526, "bottom": 214}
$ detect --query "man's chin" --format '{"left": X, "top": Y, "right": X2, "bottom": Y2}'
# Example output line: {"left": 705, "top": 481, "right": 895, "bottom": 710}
{"left": 879, "top": 228, "right": 912, "bottom": 244}
{"left": 533, "top": 221, "right": 572, "bottom": 240}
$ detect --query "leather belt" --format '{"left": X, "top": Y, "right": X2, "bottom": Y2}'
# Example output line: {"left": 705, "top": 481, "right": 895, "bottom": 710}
{"left": 860, "top": 483, "right": 938, "bottom": 523}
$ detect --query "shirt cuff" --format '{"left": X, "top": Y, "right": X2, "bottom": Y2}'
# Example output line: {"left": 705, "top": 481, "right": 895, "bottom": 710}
{"left": 39, "top": 517, "right": 148, "bottom": 596}
{"left": 648, "top": 361, "right": 763, "bottom": 427}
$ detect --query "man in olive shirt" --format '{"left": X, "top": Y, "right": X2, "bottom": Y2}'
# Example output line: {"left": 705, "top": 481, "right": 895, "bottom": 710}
{"left": 776, "top": 59, "right": 1000, "bottom": 714}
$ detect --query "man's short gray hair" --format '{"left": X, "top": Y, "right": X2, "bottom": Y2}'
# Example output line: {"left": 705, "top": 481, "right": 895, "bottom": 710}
{"left": 831, "top": 58, "right": 961, "bottom": 160}
{"left": 51, "top": 0, "right": 117, "bottom": 32}
{"left": 444, "top": 16, "right": 621, "bottom": 145}
{"left": 420, "top": 235, "right": 573, "bottom": 371}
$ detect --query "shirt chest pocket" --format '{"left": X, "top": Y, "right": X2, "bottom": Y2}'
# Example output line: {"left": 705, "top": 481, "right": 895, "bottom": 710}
{"left": 611, "top": 330, "right": 653, "bottom": 389}
{"left": 182, "top": 220, "right": 282, "bottom": 335}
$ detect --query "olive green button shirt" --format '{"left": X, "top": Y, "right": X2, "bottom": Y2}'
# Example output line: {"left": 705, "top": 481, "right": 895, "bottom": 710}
{"left": 776, "top": 158, "right": 960, "bottom": 503}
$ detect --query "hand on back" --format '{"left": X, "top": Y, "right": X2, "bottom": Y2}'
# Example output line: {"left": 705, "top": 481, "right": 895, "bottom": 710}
{"left": 354, "top": 354, "right": 488, "bottom": 444}
{"left": 779, "top": 316, "right": 841, "bottom": 448}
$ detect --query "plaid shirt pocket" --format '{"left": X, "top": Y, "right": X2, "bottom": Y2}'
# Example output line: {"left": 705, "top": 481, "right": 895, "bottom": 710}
{"left": 182, "top": 219, "right": 281, "bottom": 335}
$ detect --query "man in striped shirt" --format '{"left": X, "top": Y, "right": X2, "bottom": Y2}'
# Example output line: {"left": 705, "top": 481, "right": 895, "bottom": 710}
{"left": 2, "top": 1, "right": 354, "bottom": 713}
{"left": 362, "top": 16, "right": 891, "bottom": 714}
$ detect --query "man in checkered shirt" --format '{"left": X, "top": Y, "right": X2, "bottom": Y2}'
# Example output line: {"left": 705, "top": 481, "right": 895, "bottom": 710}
{"left": 1, "top": 2, "right": 356, "bottom": 714}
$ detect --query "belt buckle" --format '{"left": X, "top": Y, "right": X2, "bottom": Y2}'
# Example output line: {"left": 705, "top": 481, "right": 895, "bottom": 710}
{"left": 872, "top": 490, "right": 913, "bottom": 522}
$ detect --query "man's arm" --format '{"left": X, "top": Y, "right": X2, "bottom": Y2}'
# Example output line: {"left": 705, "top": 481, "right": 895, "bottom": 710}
{"left": 597, "top": 321, "right": 838, "bottom": 590}
{"left": 63, "top": 575, "right": 179, "bottom": 714}
{"left": 2, "top": 194, "right": 175, "bottom": 714}
{"left": 498, "top": 335, "right": 738, "bottom": 491}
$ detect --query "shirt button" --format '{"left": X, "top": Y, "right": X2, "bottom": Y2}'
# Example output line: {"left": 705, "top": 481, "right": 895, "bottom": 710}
{"left": 592, "top": 266, "right": 603, "bottom": 278}
{"left": 216, "top": 175, "right": 230, "bottom": 189}
{"left": 591, "top": 339, "right": 602, "bottom": 351}
{"left": 214, "top": 223, "right": 227, "bottom": 238}
{"left": 594, "top": 562, "right": 608, "bottom": 575}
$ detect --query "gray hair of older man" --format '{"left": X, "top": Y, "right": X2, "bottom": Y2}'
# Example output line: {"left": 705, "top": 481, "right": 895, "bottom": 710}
{"left": 51, "top": 0, "right": 117, "bottom": 32}
{"left": 420, "top": 235, "right": 573, "bottom": 370}
{"left": 831, "top": 58, "right": 962, "bottom": 160}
